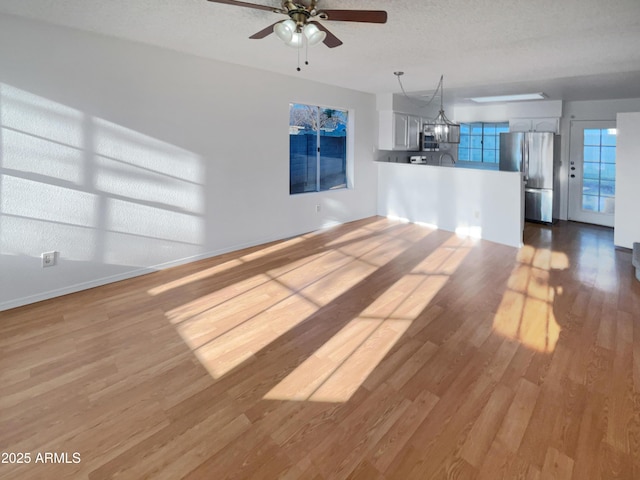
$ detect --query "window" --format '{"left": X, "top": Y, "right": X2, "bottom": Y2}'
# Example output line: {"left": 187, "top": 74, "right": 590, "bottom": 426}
{"left": 289, "top": 104, "right": 348, "bottom": 194}
{"left": 582, "top": 128, "right": 616, "bottom": 213}
{"left": 458, "top": 122, "right": 509, "bottom": 165}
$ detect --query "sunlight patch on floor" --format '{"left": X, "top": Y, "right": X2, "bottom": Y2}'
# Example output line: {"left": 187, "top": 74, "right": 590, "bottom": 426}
{"left": 263, "top": 237, "right": 470, "bottom": 403}
{"left": 164, "top": 272, "right": 284, "bottom": 325}
{"left": 147, "top": 259, "right": 246, "bottom": 296}
{"left": 147, "top": 237, "right": 307, "bottom": 297}
{"left": 455, "top": 225, "right": 482, "bottom": 239}
{"left": 170, "top": 225, "right": 435, "bottom": 379}
{"left": 324, "top": 217, "right": 399, "bottom": 247}
{"left": 191, "top": 295, "right": 319, "bottom": 379}
{"left": 190, "top": 259, "right": 378, "bottom": 378}
{"left": 492, "top": 246, "right": 569, "bottom": 353}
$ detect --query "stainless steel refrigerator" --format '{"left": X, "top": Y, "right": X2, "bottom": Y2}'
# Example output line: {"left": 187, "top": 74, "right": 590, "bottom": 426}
{"left": 499, "top": 132, "right": 560, "bottom": 224}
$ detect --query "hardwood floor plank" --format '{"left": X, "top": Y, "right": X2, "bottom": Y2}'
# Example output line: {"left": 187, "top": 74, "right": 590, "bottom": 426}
{"left": 1, "top": 218, "right": 637, "bottom": 479}
{"left": 585, "top": 345, "right": 614, "bottom": 394}
{"left": 345, "top": 459, "right": 384, "bottom": 480}
{"left": 460, "top": 383, "right": 514, "bottom": 467}
{"left": 571, "top": 391, "right": 607, "bottom": 480}
{"left": 368, "top": 389, "right": 439, "bottom": 473}
{"left": 360, "top": 338, "right": 423, "bottom": 392}
{"left": 518, "top": 385, "right": 564, "bottom": 469}
{"left": 596, "top": 441, "right": 635, "bottom": 479}
{"left": 477, "top": 439, "right": 540, "bottom": 480}
{"left": 540, "top": 446, "right": 574, "bottom": 479}
{"left": 549, "top": 379, "right": 588, "bottom": 459}
{"left": 605, "top": 310, "right": 635, "bottom": 455}
{"left": 596, "top": 310, "right": 617, "bottom": 350}
{"left": 89, "top": 408, "right": 248, "bottom": 479}
{"left": 386, "top": 340, "right": 438, "bottom": 392}
{"left": 495, "top": 378, "right": 540, "bottom": 453}
{"left": 499, "top": 344, "right": 536, "bottom": 389}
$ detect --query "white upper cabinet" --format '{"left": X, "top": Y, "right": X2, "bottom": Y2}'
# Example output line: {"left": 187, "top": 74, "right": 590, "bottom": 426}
{"left": 407, "top": 115, "right": 422, "bottom": 151}
{"left": 393, "top": 113, "right": 409, "bottom": 150}
{"left": 379, "top": 111, "right": 422, "bottom": 151}
{"left": 509, "top": 117, "right": 559, "bottom": 133}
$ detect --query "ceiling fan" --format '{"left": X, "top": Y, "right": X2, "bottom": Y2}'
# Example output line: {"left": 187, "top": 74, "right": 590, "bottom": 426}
{"left": 206, "top": 0, "right": 388, "bottom": 49}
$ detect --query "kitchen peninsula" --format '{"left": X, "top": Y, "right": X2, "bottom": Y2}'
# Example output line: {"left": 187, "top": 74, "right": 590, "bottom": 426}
{"left": 377, "top": 161, "right": 524, "bottom": 248}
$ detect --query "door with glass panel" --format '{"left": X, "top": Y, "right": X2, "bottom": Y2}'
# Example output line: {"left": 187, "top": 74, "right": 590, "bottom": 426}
{"left": 568, "top": 120, "right": 616, "bottom": 227}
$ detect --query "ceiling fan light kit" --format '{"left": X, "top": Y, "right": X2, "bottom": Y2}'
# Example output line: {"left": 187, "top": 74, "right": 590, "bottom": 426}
{"left": 275, "top": 20, "right": 325, "bottom": 47}
{"left": 207, "top": 0, "right": 387, "bottom": 69}
{"left": 302, "top": 23, "right": 326, "bottom": 46}
{"left": 274, "top": 19, "right": 296, "bottom": 42}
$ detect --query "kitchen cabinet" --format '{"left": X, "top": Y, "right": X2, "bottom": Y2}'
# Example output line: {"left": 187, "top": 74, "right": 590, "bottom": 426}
{"left": 509, "top": 117, "right": 559, "bottom": 133}
{"left": 379, "top": 111, "right": 422, "bottom": 151}
{"left": 392, "top": 113, "right": 408, "bottom": 150}
{"left": 407, "top": 115, "right": 421, "bottom": 150}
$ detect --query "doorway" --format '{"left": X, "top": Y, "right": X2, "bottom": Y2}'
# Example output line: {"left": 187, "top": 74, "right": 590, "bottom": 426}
{"left": 567, "top": 120, "right": 617, "bottom": 227}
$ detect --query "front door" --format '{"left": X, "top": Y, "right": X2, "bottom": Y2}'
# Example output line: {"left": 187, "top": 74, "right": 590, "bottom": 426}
{"left": 567, "top": 120, "right": 617, "bottom": 227}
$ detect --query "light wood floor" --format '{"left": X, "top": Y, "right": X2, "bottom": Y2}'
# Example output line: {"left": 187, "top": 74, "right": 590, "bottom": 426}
{"left": 1, "top": 217, "right": 639, "bottom": 479}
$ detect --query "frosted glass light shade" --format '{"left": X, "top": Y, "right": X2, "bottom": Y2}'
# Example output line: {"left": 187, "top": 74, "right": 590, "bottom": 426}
{"left": 274, "top": 19, "right": 295, "bottom": 42}
{"left": 286, "top": 32, "right": 303, "bottom": 48}
{"left": 303, "top": 23, "right": 326, "bottom": 46}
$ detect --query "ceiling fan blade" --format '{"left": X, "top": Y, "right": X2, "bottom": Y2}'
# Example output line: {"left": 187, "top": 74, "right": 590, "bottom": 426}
{"left": 317, "top": 9, "right": 387, "bottom": 23}
{"left": 249, "top": 22, "right": 279, "bottom": 39}
{"left": 207, "top": 0, "right": 283, "bottom": 13}
{"left": 309, "top": 21, "right": 343, "bottom": 48}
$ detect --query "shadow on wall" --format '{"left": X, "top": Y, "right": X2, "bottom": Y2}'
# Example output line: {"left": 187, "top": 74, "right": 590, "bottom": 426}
{"left": 0, "top": 83, "right": 206, "bottom": 307}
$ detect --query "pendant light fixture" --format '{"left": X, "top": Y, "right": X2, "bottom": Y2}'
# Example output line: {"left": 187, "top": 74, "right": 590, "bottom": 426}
{"left": 394, "top": 72, "right": 461, "bottom": 144}
{"left": 429, "top": 75, "right": 460, "bottom": 144}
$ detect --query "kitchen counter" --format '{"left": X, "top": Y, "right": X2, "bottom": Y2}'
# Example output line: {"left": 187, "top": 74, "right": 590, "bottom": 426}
{"left": 377, "top": 149, "right": 456, "bottom": 167}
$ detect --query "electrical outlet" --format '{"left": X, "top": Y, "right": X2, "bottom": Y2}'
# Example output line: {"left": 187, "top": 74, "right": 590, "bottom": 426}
{"left": 315, "top": 204, "right": 321, "bottom": 213}
{"left": 42, "top": 251, "right": 56, "bottom": 268}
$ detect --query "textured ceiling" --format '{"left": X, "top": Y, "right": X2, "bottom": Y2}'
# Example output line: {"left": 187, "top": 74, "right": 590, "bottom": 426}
{"left": 2, "top": 0, "right": 640, "bottom": 101}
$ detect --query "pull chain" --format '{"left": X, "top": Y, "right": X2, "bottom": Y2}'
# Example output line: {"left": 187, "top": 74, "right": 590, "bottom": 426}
{"left": 295, "top": 28, "right": 310, "bottom": 71}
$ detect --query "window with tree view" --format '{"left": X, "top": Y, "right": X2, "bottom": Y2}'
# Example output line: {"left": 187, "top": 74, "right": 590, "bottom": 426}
{"left": 289, "top": 104, "right": 348, "bottom": 194}
{"left": 458, "top": 122, "right": 509, "bottom": 165}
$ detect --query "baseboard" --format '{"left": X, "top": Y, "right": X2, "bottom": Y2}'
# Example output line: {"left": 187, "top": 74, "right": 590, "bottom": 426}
{"left": 0, "top": 224, "right": 343, "bottom": 313}
{"left": 0, "top": 266, "right": 158, "bottom": 312}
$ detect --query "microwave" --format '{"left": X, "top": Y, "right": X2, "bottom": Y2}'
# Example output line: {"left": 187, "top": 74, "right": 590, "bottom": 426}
{"left": 422, "top": 124, "right": 439, "bottom": 151}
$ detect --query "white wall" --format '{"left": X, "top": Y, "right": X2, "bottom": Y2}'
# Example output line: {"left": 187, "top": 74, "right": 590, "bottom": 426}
{"left": 377, "top": 162, "right": 523, "bottom": 248}
{"left": 0, "top": 14, "right": 378, "bottom": 311}
{"left": 614, "top": 112, "right": 640, "bottom": 248}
